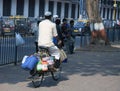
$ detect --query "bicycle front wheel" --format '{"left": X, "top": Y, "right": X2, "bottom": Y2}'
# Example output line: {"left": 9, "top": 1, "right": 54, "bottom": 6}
{"left": 32, "top": 72, "right": 44, "bottom": 88}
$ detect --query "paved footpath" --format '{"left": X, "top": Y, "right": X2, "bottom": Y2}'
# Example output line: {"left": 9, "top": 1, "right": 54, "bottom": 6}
{"left": 0, "top": 50, "right": 120, "bottom": 91}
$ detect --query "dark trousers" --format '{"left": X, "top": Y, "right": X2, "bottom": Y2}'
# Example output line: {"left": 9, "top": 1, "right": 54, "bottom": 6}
{"left": 35, "top": 41, "right": 38, "bottom": 52}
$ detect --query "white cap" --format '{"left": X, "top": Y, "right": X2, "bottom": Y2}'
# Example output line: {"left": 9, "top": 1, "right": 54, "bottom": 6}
{"left": 45, "top": 11, "right": 52, "bottom": 16}
{"left": 53, "top": 15, "right": 58, "bottom": 18}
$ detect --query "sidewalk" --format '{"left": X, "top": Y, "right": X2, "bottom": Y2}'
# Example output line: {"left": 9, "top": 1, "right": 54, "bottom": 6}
{"left": 76, "top": 41, "right": 120, "bottom": 52}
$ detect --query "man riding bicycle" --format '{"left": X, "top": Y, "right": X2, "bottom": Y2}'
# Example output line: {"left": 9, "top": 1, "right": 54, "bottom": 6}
{"left": 38, "top": 11, "right": 61, "bottom": 70}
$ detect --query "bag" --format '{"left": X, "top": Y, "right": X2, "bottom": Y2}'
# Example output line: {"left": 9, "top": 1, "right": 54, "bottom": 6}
{"left": 22, "top": 55, "right": 29, "bottom": 64}
{"left": 15, "top": 32, "right": 25, "bottom": 46}
{"left": 36, "top": 61, "right": 43, "bottom": 71}
{"left": 59, "top": 49, "right": 67, "bottom": 63}
{"left": 21, "top": 55, "right": 39, "bottom": 70}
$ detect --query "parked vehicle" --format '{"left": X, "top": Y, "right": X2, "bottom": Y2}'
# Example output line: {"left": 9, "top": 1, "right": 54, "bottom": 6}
{"left": 2, "top": 19, "right": 15, "bottom": 36}
{"left": 74, "top": 20, "right": 86, "bottom": 36}
{"left": 15, "top": 19, "right": 29, "bottom": 35}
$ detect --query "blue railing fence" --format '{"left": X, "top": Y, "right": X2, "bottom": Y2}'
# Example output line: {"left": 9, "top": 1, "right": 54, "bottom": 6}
{"left": 0, "top": 27, "right": 120, "bottom": 66}
{"left": 0, "top": 34, "right": 36, "bottom": 66}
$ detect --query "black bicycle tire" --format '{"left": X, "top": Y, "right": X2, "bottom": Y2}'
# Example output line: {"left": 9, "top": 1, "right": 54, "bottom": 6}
{"left": 32, "top": 72, "right": 44, "bottom": 88}
{"left": 51, "top": 67, "right": 62, "bottom": 81}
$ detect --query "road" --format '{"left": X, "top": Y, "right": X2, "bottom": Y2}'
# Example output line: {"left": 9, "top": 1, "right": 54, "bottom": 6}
{"left": 0, "top": 51, "right": 120, "bottom": 91}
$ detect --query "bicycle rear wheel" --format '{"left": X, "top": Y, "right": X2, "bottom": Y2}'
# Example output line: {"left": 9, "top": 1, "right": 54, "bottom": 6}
{"left": 51, "top": 66, "right": 62, "bottom": 81}
{"left": 32, "top": 72, "right": 44, "bottom": 88}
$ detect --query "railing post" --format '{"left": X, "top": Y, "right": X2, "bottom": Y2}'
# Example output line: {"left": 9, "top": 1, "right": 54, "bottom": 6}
{"left": 14, "top": 45, "right": 18, "bottom": 65}
{"left": 80, "top": 33, "right": 83, "bottom": 47}
{"left": 112, "top": 26, "right": 115, "bottom": 42}
{"left": 14, "top": 32, "right": 18, "bottom": 66}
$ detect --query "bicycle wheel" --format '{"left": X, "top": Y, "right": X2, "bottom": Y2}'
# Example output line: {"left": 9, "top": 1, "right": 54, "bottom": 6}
{"left": 32, "top": 72, "right": 44, "bottom": 88}
{"left": 51, "top": 66, "right": 62, "bottom": 81}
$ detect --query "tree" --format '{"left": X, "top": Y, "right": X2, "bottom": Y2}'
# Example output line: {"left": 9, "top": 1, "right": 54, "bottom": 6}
{"left": 85, "top": 0, "right": 109, "bottom": 45}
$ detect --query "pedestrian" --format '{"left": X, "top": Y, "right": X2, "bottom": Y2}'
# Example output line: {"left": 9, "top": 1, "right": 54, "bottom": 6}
{"left": 83, "top": 22, "right": 91, "bottom": 36}
{"left": 67, "top": 20, "right": 76, "bottom": 54}
{"left": 55, "top": 18, "right": 64, "bottom": 48}
{"left": 61, "top": 18, "right": 74, "bottom": 54}
{"left": 38, "top": 11, "right": 62, "bottom": 69}
{"left": 61, "top": 18, "right": 71, "bottom": 54}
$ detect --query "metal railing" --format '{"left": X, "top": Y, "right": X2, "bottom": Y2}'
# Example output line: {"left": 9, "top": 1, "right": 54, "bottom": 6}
{"left": 0, "top": 34, "right": 36, "bottom": 66}
{"left": 0, "top": 27, "right": 120, "bottom": 66}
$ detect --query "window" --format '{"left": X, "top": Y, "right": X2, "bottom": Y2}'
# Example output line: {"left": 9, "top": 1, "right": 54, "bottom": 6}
{"left": 107, "top": 8, "right": 109, "bottom": 19}
{"left": 29, "top": 0, "right": 35, "bottom": 17}
{"left": 3, "top": 0, "right": 11, "bottom": 16}
{"left": 103, "top": 8, "right": 105, "bottom": 18}
{"left": 49, "top": 1, "right": 54, "bottom": 14}
{"left": 111, "top": 8, "right": 113, "bottom": 20}
{"left": 78, "top": 4, "right": 80, "bottom": 18}
{"left": 57, "top": 2, "right": 61, "bottom": 18}
{"left": 39, "top": 0, "right": 45, "bottom": 17}
{"left": 64, "top": 3, "right": 69, "bottom": 18}
{"left": 71, "top": 4, "right": 75, "bottom": 18}
{"left": 16, "top": 0, "right": 24, "bottom": 15}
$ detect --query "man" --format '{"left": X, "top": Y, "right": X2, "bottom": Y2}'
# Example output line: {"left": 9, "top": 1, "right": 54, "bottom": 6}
{"left": 67, "top": 20, "right": 76, "bottom": 54}
{"left": 55, "top": 19, "right": 64, "bottom": 48}
{"left": 38, "top": 11, "right": 61, "bottom": 68}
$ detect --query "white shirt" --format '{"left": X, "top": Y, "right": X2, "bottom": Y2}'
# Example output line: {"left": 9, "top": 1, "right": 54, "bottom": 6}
{"left": 38, "top": 19, "right": 58, "bottom": 47}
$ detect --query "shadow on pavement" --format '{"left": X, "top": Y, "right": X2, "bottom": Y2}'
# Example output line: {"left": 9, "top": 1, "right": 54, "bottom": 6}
{"left": 27, "top": 75, "right": 68, "bottom": 88}
{"left": 0, "top": 64, "right": 28, "bottom": 84}
{"left": 64, "top": 50, "right": 120, "bottom": 76}
{"left": 0, "top": 48, "right": 120, "bottom": 87}
{"left": 0, "top": 63, "right": 69, "bottom": 88}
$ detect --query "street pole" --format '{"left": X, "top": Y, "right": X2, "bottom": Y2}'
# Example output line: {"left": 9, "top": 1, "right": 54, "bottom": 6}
{"left": 113, "top": 0, "right": 117, "bottom": 42}
{"left": 113, "top": 0, "right": 117, "bottom": 20}
{"left": 79, "top": 0, "right": 83, "bottom": 20}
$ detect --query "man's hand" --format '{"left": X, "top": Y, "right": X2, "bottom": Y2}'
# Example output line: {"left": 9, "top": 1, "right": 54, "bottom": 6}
{"left": 58, "top": 40, "right": 62, "bottom": 45}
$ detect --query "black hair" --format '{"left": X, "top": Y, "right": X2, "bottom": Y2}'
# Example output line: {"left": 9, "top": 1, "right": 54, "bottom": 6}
{"left": 55, "top": 19, "right": 61, "bottom": 25}
{"left": 45, "top": 15, "right": 52, "bottom": 20}
{"left": 37, "top": 20, "right": 41, "bottom": 25}
{"left": 70, "top": 20, "right": 74, "bottom": 24}
{"left": 62, "top": 18, "right": 67, "bottom": 22}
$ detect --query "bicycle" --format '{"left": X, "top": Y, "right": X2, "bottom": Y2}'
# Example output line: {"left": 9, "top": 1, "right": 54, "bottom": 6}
{"left": 30, "top": 46, "right": 62, "bottom": 88}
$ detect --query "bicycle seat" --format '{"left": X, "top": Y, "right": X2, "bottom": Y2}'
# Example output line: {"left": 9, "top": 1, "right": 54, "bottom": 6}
{"left": 38, "top": 46, "right": 50, "bottom": 57}
{"left": 39, "top": 46, "right": 49, "bottom": 50}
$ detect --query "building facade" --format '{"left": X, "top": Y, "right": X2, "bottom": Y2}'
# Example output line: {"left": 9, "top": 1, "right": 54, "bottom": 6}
{"left": 0, "top": 0, "right": 79, "bottom": 19}
{"left": 100, "top": 0, "right": 120, "bottom": 20}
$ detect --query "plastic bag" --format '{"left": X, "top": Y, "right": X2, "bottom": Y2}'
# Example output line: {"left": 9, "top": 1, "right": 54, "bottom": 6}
{"left": 15, "top": 32, "right": 25, "bottom": 46}
{"left": 59, "top": 49, "right": 67, "bottom": 63}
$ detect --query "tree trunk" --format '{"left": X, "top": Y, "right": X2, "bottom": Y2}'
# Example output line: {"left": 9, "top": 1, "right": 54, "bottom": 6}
{"left": 85, "top": 0, "right": 109, "bottom": 45}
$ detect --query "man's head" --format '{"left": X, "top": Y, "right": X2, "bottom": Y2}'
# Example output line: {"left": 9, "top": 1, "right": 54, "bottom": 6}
{"left": 62, "top": 18, "right": 67, "bottom": 24}
{"left": 55, "top": 19, "right": 61, "bottom": 25}
{"left": 70, "top": 20, "right": 74, "bottom": 25}
{"left": 44, "top": 11, "right": 52, "bottom": 20}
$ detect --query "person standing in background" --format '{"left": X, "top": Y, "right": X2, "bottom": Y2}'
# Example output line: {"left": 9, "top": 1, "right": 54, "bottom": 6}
{"left": 55, "top": 18, "right": 64, "bottom": 48}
